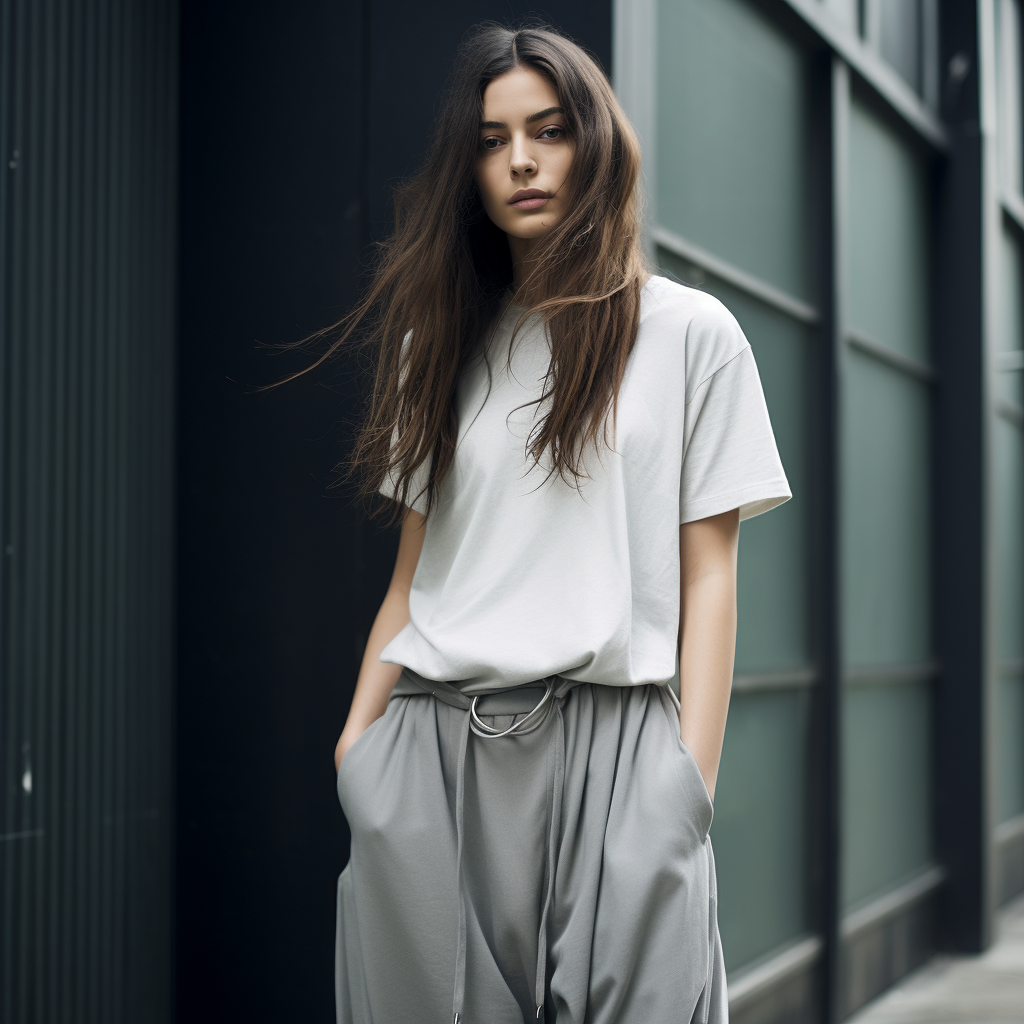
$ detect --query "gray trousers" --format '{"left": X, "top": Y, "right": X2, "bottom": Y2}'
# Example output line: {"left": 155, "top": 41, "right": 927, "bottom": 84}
{"left": 335, "top": 669, "right": 727, "bottom": 1024}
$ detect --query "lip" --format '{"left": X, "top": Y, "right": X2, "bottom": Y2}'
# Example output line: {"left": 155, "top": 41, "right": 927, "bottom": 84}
{"left": 508, "top": 188, "right": 551, "bottom": 209}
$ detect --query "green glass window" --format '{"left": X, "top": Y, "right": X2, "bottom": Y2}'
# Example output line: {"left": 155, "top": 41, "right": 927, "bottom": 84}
{"left": 998, "top": 225, "right": 1023, "bottom": 408}
{"left": 996, "top": 0, "right": 1024, "bottom": 195}
{"left": 713, "top": 689, "right": 813, "bottom": 966}
{"left": 842, "top": 95, "right": 935, "bottom": 907}
{"left": 878, "top": 0, "right": 923, "bottom": 94}
{"left": 994, "top": 416, "right": 1024, "bottom": 824}
{"left": 842, "top": 350, "right": 931, "bottom": 667}
{"left": 997, "top": 672, "right": 1024, "bottom": 823}
{"left": 994, "top": 178, "right": 1024, "bottom": 827}
{"left": 994, "top": 417, "right": 1024, "bottom": 668}
{"left": 846, "top": 98, "right": 930, "bottom": 364}
{"left": 656, "top": 0, "right": 812, "bottom": 302}
{"left": 842, "top": 680, "right": 934, "bottom": 907}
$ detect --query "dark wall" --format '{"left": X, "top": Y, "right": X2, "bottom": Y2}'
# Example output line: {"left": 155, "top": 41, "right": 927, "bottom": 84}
{"left": 1, "top": 0, "right": 178, "bottom": 1021}
{"left": 175, "top": 3, "right": 611, "bottom": 1021}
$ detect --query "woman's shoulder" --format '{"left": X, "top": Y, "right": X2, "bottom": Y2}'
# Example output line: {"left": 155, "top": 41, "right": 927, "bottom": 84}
{"left": 640, "top": 274, "right": 749, "bottom": 373}
{"left": 642, "top": 274, "right": 738, "bottom": 327}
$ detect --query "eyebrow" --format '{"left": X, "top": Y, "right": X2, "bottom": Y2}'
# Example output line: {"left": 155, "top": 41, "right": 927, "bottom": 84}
{"left": 478, "top": 106, "right": 565, "bottom": 130}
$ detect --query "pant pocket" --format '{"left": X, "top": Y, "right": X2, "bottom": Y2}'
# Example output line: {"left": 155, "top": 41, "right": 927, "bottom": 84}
{"left": 657, "top": 686, "right": 714, "bottom": 839}
{"left": 336, "top": 700, "right": 395, "bottom": 813}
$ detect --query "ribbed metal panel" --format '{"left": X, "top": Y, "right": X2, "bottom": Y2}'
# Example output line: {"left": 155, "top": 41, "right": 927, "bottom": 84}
{"left": 0, "top": 0, "right": 178, "bottom": 1021}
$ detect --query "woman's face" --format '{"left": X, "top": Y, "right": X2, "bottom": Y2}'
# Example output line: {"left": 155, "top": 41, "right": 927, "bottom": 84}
{"left": 475, "top": 66, "right": 573, "bottom": 244}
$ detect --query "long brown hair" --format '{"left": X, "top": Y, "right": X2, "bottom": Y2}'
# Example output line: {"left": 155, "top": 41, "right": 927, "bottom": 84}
{"left": 278, "top": 21, "right": 650, "bottom": 520}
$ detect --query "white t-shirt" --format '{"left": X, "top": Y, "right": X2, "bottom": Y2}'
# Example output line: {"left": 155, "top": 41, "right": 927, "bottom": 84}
{"left": 378, "top": 274, "right": 792, "bottom": 693}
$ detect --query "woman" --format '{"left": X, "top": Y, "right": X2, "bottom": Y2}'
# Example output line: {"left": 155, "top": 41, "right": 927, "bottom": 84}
{"left": 322, "top": 22, "right": 791, "bottom": 1024}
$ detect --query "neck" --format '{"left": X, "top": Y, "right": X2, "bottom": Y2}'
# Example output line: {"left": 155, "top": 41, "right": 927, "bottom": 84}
{"left": 508, "top": 234, "right": 548, "bottom": 305}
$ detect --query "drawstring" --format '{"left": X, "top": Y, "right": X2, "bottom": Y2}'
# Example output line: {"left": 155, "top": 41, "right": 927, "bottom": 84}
{"left": 449, "top": 677, "right": 563, "bottom": 1024}
{"left": 533, "top": 700, "right": 564, "bottom": 1021}
{"left": 451, "top": 709, "right": 471, "bottom": 1024}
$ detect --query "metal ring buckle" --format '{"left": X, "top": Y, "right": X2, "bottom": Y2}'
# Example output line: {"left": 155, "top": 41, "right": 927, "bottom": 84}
{"left": 469, "top": 679, "right": 556, "bottom": 739}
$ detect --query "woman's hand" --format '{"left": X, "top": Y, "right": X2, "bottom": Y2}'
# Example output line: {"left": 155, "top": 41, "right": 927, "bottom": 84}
{"left": 334, "top": 718, "right": 374, "bottom": 773}
{"left": 334, "top": 729, "right": 354, "bottom": 774}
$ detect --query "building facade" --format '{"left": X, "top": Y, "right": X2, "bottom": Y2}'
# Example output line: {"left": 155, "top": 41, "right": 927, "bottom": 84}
{"left": 615, "top": 0, "right": 1024, "bottom": 1021}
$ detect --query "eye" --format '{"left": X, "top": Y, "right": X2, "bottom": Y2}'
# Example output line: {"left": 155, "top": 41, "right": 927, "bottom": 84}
{"left": 540, "top": 126, "right": 564, "bottom": 140}
{"left": 480, "top": 136, "right": 502, "bottom": 151}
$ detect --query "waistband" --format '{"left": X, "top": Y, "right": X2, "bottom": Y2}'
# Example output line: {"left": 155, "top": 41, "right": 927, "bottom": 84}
{"left": 391, "top": 666, "right": 586, "bottom": 715}
{"left": 391, "top": 666, "right": 683, "bottom": 715}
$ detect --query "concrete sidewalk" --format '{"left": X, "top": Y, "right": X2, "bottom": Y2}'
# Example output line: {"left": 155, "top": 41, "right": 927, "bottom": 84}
{"left": 847, "top": 894, "right": 1024, "bottom": 1023}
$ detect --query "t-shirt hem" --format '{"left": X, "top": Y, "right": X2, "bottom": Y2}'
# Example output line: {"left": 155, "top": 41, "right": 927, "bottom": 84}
{"left": 377, "top": 479, "right": 429, "bottom": 515}
{"left": 680, "top": 478, "right": 792, "bottom": 524}
{"left": 379, "top": 654, "right": 681, "bottom": 694}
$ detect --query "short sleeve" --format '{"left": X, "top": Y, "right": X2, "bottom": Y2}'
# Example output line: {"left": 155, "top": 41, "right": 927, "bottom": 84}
{"left": 378, "top": 453, "right": 431, "bottom": 515}
{"left": 679, "top": 343, "right": 792, "bottom": 524}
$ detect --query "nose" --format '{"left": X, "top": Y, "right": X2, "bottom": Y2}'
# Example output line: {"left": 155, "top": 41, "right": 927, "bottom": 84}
{"left": 508, "top": 133, "right": 537, "bottom": 178}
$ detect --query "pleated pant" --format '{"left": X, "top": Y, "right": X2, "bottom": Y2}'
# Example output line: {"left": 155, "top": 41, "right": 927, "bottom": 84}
{"left": 335, "top": 669, "right": 728, "bottom": 1024}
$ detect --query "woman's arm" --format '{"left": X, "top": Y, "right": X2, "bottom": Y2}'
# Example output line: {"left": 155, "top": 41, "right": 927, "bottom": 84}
{"left": 334, "top": 508, "right": 427, "bottom": 771}
{"left": 677, "top": 507, "right": 741, "bottom": 802}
